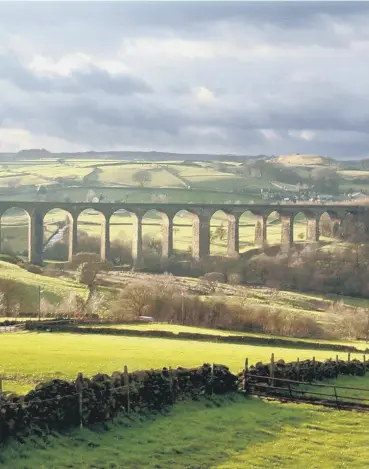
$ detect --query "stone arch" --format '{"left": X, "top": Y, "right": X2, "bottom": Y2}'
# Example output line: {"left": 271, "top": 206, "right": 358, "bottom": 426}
{"left": 239, "top": 210, "right": 259, "bottom": 251}
{"left": 173, "top": 209, "right": 200, "bottom": 259}
{"left": 110, "top": 208, "right": 138, "bottom": 265}
{"left": 0, "top": 207, "right": 31, "bottom": 258}
{"left": 43, "top": 208, "right": 74, "bottom": 262}
{"left": 209, "top": 210, "right": 231, "bottom": 256}
{"left": 142, "top": 209, "right": 172, "bottom": 262}
{"left": 76, "top": 208, "right": 107, "bottom": 259}
{"left": 340, "top": 210, "right": 366, "bottom": 242}
{"left": 265, "top": 210, "right": 281, "bottom": 245}
{"left": 293, "top": 212, "right": 308, "bottom": 242}
{"left": 319, "top": 210, "right": 341, "bottom": 240}
{"left": 109, "top": 207, "right": 143, "bottom": 266}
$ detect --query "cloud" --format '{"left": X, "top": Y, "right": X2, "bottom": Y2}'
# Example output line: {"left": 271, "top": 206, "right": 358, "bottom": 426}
{"left": 0, "top": 1, "right": 368, "bottom": 158}
{"left": 0, "top": 53, "right": 152, "bottom": 96}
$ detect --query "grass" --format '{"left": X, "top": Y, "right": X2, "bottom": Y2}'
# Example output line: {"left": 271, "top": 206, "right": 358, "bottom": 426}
{"left": 1, "top": 332, "right": 366, "bottom": 395}
{"left": 1, "top": 392, "right": 369, "bottom": 469}
{"left": 98, "top": 163, "right": 183, "bottom": 188}
{"left": 0, "top": 261, "right": 88, "bottom": 304}
{"left": 275, "top": 154, "right": 331, "bottom": 166}
{"left": 75, "top": 322, "right": 369, "bottom": 349}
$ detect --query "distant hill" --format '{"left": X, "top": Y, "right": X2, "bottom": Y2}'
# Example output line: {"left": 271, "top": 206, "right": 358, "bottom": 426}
{"left": 0, "top": 149, "right": 256, "bottom": 163}
{"left": 0, "top": 149, "right": 364, "bottom": 165}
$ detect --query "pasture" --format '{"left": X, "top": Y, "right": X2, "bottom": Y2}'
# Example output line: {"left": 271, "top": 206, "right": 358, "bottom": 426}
{"left": 1, "top": 331, "right": 366, "bottom": 395}
{"left": 1, "top": 330, "right": 369, "bottom": 469}
{"left": 1, "top": 393, "right": 369, "bottom": 469}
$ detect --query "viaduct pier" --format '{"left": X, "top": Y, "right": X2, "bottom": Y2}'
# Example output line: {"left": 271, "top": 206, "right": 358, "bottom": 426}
{"left": 0, "top": 201, "right": 365, "bottom": 265}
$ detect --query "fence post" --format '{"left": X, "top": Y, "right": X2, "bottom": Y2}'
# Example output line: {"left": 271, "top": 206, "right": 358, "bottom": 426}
{"left": 348, "top": 352, "right": 351, "bottom": 364}
{"left": 124, "top": 365, "right": 130, "bottom": 414}
{"left": 0, "top": 376, "right": 2, "bottom": 397}
{"left": 211, "top": 362, "right": 214, "bottom": 396}
{"left": 363, "top": 354, "right": 366, "bottom": 365}
{"left": 334, "top": 386, "right": 340, "bottom": 410}
{"left": 243, "top": 358, "right": 249, "bottom": 392}
{"left": 270, "top": 353, "right": 275, "bottom": 387}
{"left": 312, "top": 356, "right": 316, "bottom": 379}
{"left": 296, "top": 357, "right": 300, "bottom": 382}
{"left": 75, "top": 372, "right": 84, "bottom": 429}
{"left": 169, "top": 366, "right": 174, "bottom": 402}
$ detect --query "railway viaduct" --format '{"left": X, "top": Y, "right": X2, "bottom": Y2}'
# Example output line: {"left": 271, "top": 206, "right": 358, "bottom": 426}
{"left": 0, "top": 201, "right": 366, "bottom": 265}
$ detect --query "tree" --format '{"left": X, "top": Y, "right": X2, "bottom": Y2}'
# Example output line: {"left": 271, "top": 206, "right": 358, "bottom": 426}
{"left": 69, "top": 253, "right": 113, "bottom": 287}
{"left": 212, "top": 223, "right": 226, "bottom": 242}
{"left": 0, "top": 278, "right": 30, "bottom": 316}
{"left": 112, "top": 282, "right": 155, "bottom": 320}
{"left": 133, "top": 170, "right": 152, "bottom": 187}
{"left": 7, "top": 178, "right": 21, "bottom": 189}
{"left": 310, "top": 168, "right": 340, "bottom": 194}
{"left": 37, "top": 185, "right": 47, "bottom": 196}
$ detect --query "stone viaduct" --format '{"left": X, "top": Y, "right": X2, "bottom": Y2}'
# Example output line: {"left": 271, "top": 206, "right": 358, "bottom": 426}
{"left": 0, "top": 201, "right": 366, "bottom": 265}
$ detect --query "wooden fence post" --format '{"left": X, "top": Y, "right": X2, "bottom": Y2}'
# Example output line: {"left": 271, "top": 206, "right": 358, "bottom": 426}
{"left": 169, "top": 366, "right": 174, "bottom": 402}
{"left": 75, "top": 372, "right": 84, "bottom": 429}
{"left": 243, "top": 358, "right": 249, "bottom": 392}
{"left": 270, "top": 353, "right": 275, "bottom": 387}
{"left": 296, "top": 357, "right": 300, "bottom": 382}
{"left": 363, "top": 354, "right": 366, "bottom": 365}
{"left": 211, "top": 362, "right": 214, "bottom": 396}
{"left": 124, "top": 365, "right": 130, "bottom": 414}
{"left": 0, "top": 376, "right": 2, "bottom": 397}
{"left": 312, "top": 356, "right": 316, "bottom": 379}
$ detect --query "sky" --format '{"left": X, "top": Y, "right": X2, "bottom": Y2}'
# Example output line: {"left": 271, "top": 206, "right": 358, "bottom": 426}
{"left": 0, "top": 1, "right": 368, "bottom": 158}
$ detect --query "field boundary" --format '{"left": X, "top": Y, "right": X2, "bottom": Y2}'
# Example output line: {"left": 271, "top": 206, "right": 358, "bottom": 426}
{"left": 24, "top": 321, "right": 369, "bottom": 354}
{"left": 244, "top": 354, "right": 369, "bottom": 411}
{"left": 1, "top": 354, "right": 369, "bottom": 445}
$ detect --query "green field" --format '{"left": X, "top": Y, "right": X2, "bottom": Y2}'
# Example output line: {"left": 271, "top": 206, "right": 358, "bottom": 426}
{"left": 1, "top": 330, "right": 369, "bottom": 469}
{"left": 1, "top": 393, "right": 369, "bottom": 469}
{"left": 0, "top": 331, "right": 365, "bottom": 395}
{"left": 76, "top": 322, "right": 368, "bottom": 349}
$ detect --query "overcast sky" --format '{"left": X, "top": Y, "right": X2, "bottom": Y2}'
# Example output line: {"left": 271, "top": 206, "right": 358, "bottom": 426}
{"left": 0, "top": 1, "right": 368, "bottom": 158}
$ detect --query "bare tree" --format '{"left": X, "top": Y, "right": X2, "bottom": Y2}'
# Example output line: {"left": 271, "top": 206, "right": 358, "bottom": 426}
{"left": 112, "top": 282, "right": 156, "bottom": 320}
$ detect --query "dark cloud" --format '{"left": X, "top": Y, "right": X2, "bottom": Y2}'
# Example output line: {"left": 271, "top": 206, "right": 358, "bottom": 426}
{"left": 0, "top": 1, "right": 368, "bottom": 157}
{"left": 0, "top": 54, "right": 152, "bottom": 95}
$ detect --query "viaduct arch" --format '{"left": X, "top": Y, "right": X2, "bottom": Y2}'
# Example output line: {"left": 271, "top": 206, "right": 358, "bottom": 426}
{"left": 0, "top": 201, "right": 365, "bottom": 265}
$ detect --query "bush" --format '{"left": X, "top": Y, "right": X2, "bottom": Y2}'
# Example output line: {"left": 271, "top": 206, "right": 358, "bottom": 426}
{"left": 227, "top": 273, "right": 243, "bottom": 285}
{"left": 0, "top": 253, "right": 21, "bottom": 265}
{"left": 24, "top": 264, "right": 43, "bottom": 275}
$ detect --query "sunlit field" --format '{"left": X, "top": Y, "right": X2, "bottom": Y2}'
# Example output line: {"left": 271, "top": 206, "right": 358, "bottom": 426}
{"left": 1, "top": 332, "right": 365, "bottom": 395}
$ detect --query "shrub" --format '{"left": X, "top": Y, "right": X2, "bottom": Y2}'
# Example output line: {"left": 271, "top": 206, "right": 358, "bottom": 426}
{"left": 227, "top": 273, "right": 243, "bottom": 285}
{"left": 0, "top": 253, "right": 21, "bottom": 264}
{"left": 24, "top": 264, "right": 43, "bottom": 275}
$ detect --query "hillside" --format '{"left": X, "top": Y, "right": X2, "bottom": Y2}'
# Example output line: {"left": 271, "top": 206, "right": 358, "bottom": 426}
{"left": 273, "top": 154, "right": 334, "bottom": 166}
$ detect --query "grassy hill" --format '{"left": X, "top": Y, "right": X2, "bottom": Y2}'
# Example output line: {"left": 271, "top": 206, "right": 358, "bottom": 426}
{"left": 0, "top": 261, "right": 88, "bottom": 305}
{"left": 274, "top": 154, "right": 333, "bottom": 166}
